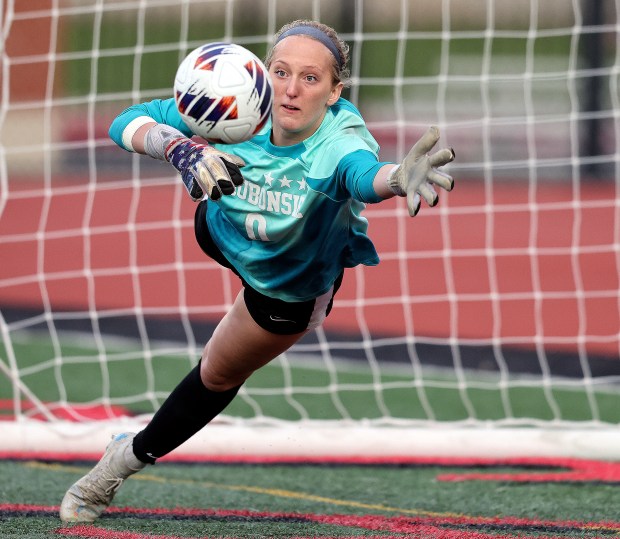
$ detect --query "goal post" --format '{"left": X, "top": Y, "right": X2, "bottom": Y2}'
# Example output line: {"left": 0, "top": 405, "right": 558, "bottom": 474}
{"left": 1, "top": 0, "right": 619, "bottom": 460}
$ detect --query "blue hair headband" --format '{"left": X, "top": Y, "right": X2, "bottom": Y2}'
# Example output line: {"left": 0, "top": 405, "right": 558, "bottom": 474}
{"left": 275, "top": 25, "right": 343, "bottom": 70}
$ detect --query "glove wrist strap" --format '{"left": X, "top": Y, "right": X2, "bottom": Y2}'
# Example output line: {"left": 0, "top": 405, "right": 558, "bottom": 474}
{"left": 143, "top": 124, "right": 188, "bottom": 161}
{"left": 386, "top": 164, "right": 406, "bottom": 196}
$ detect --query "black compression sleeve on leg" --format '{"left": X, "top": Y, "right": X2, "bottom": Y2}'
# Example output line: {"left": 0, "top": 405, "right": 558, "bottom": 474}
{"left": 132, "top": 363, "right": 241, "bottom": 464}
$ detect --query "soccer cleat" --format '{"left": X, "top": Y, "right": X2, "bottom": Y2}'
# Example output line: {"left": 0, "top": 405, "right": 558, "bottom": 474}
{"left": 59, "top": 432, "right": 146, "bottom": 522}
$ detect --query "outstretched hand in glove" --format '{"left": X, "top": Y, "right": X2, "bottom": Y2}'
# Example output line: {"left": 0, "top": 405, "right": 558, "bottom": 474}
{"left": 165, "top": 138, "right": 245, "bottom": 201}
{"left": 387, "top": 126, "right": 455, "bottom": 216}
{"left": 142, "top": 123, "right": 244, "bottom": 201}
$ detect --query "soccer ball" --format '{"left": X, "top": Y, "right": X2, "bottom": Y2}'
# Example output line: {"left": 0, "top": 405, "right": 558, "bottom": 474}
{"left": 174, "top": 42, "right": 273, "bottom": 144}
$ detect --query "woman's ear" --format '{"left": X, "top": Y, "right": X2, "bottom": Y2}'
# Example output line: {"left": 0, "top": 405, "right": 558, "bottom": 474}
{"left": 327, "top": 82, "right": 344, "bottom": 106}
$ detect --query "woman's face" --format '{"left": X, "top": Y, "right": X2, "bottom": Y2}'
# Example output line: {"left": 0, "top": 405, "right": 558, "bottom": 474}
{"left": 268, "top": 35, "right": 343, "bottom": 146}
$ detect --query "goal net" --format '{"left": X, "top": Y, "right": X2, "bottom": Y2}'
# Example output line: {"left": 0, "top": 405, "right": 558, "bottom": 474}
{"left": 1, "top": 0, "right": 619, "bottom": 459}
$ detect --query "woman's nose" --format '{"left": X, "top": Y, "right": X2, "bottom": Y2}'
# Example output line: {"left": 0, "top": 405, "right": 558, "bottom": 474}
{"left": 286, "top": 78, "right": 298, "bottom": 96}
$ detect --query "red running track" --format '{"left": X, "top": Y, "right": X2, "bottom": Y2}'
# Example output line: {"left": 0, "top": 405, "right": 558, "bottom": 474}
{"left": 0, "top": 178, "right": 617, "bottom": 358}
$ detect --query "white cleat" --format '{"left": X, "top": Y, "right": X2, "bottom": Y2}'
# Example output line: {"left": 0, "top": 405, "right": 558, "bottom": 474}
{"left": 59, "top": 432, "right": 146, "bottom": 522}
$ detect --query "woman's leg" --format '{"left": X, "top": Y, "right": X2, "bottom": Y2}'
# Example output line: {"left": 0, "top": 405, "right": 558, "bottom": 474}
{"left": 200, "top": 290, "right": 306, "bottom": 391}
{"left": 131, "top": 290, "right": 305, "bottom": 462}
{"left": 60, "top": 291, "right": 306, "bottom": 523}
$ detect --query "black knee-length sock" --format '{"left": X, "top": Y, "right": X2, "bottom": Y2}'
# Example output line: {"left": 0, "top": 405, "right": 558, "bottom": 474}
{"left": 132, "top": 362, "right": 241, "bottom": 464}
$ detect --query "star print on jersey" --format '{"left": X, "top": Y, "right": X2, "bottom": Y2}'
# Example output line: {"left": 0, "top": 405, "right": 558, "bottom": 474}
{"left": 231, "top": 172, "right": 307, "bottom": 219}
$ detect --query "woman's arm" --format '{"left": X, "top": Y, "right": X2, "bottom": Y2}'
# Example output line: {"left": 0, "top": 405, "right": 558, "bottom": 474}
{"left": 130, "top": 122, "right": 157, "bottom": 154}
{"left": 108, "top": 99, "right": 245, "bottom": 202}
{"left": 372, "top": 164, "right": 398, "bottom": 200}
{"left": 108, "top": 98, "right": 192, "bottom": 152}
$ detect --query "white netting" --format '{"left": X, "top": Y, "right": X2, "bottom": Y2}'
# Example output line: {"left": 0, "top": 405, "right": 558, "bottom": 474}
{"left": 1, "top": 0, "right": 619, "bottom": 457}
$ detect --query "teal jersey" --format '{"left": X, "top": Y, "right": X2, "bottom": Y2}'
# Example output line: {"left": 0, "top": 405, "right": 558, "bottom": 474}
{"left": 109, "top": 98, "right": 390, "bottom": 301}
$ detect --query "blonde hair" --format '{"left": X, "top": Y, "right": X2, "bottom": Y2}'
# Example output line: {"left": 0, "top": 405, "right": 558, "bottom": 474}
{"left": 265, "top": 19, "right": 351, "bottom": 86}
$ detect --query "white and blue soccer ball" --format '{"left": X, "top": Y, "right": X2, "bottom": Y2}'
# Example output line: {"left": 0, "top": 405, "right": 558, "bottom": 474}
{"left": 174, "top": 42, "right": 273, "bottom": 144}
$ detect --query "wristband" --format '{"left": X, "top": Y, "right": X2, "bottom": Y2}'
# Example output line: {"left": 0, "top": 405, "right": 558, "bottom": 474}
{"left": 121, "top": 116, "right": 156, "bottom": 152}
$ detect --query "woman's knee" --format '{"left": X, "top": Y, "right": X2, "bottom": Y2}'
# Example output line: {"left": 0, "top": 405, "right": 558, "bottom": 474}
{"left": 198, "top": 346, "right": 253, "bottom": 392}
{"left": 202, "top": 371, "right": 247, "bottom": 392}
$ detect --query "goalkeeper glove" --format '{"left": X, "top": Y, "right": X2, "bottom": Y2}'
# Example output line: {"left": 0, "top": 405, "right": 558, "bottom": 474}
{"left": 387, "top": 125, "right": 455, "bottom": 216}
{"left": 164, "top": 137, "right": 245, "bottom": 201}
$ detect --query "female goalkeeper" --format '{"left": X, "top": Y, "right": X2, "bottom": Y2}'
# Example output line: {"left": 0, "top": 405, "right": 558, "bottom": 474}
{"left": 60, "top": 18, "right": 455, "bottom": 523}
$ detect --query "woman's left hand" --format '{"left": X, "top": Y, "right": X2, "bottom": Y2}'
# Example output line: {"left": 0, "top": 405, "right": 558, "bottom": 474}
{"left": 387, "top": 126, "right": 455, "bottom": 216}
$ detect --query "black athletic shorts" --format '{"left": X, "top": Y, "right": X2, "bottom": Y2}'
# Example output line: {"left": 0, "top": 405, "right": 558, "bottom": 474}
{"left": 194, "top": 200, "right": 343, "bottom": 335}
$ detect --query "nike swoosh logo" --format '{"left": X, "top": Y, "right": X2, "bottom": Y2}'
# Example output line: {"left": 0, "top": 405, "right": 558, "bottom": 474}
{"left": 269, "top": 315, "right": 295, "bottom": 323}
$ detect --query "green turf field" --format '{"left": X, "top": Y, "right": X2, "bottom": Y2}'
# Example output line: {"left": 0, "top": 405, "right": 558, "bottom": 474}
{"left": 2, "top": 331, "right": 620, "bottom": 537}
{"left": 3, "top": 330, "right": 620, "bottom": 424}
{"left": 2, "top": 453, "right": 620, "bottom": 538}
